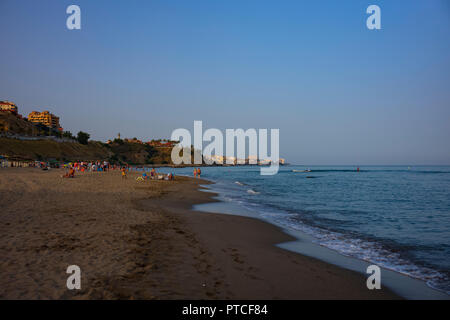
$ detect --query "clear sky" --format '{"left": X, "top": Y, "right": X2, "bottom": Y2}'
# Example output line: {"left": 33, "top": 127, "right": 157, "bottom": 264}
{"left": 1, "top": 0, "right": 449, "bottom": 165}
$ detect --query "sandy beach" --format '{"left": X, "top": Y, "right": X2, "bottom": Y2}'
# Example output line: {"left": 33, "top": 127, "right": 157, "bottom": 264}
{"left": 0, "top": 168, "right": 400, "bottom": 299}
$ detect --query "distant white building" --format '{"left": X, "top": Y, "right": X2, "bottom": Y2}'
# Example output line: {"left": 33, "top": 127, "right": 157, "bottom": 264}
{"left": 247, "top": 155, "right": 258, "bottom": 165}
{"left": 259, "top": 158, "right": 286, "bottom": 165}
{"left": 203, "top": 154, "right": 285, "bottom": 166}
{"left": 204, "top": 155, "right": 227, "bottom": 165}
{"left": 226, "top": 156, "right": 237, "bottom": 165}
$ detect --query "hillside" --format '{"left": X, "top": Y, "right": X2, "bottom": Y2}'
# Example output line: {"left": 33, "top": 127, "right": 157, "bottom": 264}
{"left": 107, "top": 141, "right": 172, "bottom": 165}
{"left": 0, "top": 137, "right": 174, "bottom": 165}
{"left": 0, "top": 112, "right": 36, "bottom": 136}
{"left": 0, "top": 138, "right": 112, "bottom": 162}
{"left": 0, "top": 112, "right": 175, "bottom": 164}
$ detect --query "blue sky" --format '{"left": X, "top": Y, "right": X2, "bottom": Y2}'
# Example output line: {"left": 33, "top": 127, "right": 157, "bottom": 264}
{"left": 1, "top": 0, "right": 449, "bottom": 164}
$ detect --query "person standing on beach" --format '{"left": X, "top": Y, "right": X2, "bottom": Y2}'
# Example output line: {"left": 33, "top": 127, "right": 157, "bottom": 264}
{"left": 121, "top": 167, "right": 127, "bottom": 179}
{"left": 197, "top": 168, "right": 201, "bottom": 178}
{"left": 193, "top": 168, "right": 197, "bottom": 178}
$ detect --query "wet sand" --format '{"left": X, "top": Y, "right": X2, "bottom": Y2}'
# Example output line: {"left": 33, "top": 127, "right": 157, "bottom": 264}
{"left": 0, "top": 168, "right": 400, "bottom": 299}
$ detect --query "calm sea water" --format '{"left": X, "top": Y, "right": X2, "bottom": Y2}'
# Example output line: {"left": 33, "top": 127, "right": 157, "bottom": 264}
{"left": 150, "top": 165, "right": 450, "bottom": 294}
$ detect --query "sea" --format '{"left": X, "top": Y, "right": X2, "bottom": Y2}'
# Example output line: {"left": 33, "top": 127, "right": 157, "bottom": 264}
{"left": 146, "top": 165, "right": 450, "bottom": 296}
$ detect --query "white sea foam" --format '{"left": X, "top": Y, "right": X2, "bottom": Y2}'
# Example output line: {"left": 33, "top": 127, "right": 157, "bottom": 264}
{"left": 222, "top": 190, "right": 450, "bottom": 294}
{"left": 260, "top": 211, "right": 450, "bottom": 294}
{"left": 208, "top": 167, "right": 450, "bottom": 295}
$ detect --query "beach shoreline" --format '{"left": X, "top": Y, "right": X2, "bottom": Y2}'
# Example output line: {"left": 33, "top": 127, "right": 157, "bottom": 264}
{"left": 194, "top": 179, "right": 450, "bottom": 300}
{"left": 0, "top": 168, "right": 399, "bottom": 299}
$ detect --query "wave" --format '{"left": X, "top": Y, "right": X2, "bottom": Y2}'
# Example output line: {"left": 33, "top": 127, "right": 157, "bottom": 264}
{"left": 207, "top": 168, "right": 450, "bottom": 295}
{"left": 286, "top": 218, "right": 449, "bottom": 294}
{"left": 224, "top": 191, "right": 450, "bottom": 294}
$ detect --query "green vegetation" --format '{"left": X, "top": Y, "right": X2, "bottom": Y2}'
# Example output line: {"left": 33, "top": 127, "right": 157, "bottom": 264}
{"left": 0, "top": 138, "right": 111, "bottom": 162}
{"left": 62, "top": 131, "right": 75, "bottom": 139}
{"left": 0, "top": 137, "right": 174, "bottom": 165}
{"left": 76, "top": 131, "right": 90, "bottom": 145}
{"left": 0, "top": 113, "right": 175, "bottom": 164}
{"left": 107, "top": 140, "right": 172, "bottom": 165}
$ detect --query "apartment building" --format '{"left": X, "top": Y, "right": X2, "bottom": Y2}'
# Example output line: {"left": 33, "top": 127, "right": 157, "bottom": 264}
{"left": 28, "top": 111, "right": 61, "bottom": 129}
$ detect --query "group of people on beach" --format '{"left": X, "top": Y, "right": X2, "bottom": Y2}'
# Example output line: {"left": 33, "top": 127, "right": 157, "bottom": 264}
{"left": 64, "top": 161, "right": 114, "bottom": 173}
{"left": 61, "top": 162, "right": 181, "bottom": 182}
{"left": 193, "top": 168, "right": 202, "bottom": 178}
{"left": 62, "top": 160, "right": 129, "bottom": 178}
{"left": 138, "top": 168, "right": 174, "bottom": 181}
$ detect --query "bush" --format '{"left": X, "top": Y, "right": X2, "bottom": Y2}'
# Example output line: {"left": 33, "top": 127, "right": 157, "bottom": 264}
{"left": 77, "top": 131, "right": 90, "bottom": 145}
{"left": 62, "top": 131, "right": 74, "bottom": 139}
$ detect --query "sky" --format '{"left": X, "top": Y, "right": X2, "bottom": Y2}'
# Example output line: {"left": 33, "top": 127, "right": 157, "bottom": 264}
{"left": 1, "top": 0, "right": 449, "bottom": 165}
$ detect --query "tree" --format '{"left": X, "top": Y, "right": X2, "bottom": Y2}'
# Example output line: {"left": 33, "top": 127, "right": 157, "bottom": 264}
{"left": 35, "top": 123, "right": 49, "bottom": 136}
{"left": 77, "top": 131, "right": 90, "bottom": 145}
{"left": 113, "top": 138, "right": 124, "bottom": 144}
{"left": 63, "top": 131, "right": 74, "bottom": 139}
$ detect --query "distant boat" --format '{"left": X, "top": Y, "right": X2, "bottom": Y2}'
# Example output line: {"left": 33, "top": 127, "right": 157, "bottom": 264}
{"left": 293, "top": 169, "right": 311, "bottom": 173}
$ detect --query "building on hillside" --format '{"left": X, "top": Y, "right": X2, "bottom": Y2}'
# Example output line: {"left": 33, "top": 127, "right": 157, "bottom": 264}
{"left": 146, "top": 140, "right": 177, "bottom": 148}
{"left": 0, "top": 101, "right": 18, "bottom": 115}
{"left": 124, "top": 138, "right": 143, "bottom": 144}
{"left": 28, "top": 111, "right": 61, "bottom": 129}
